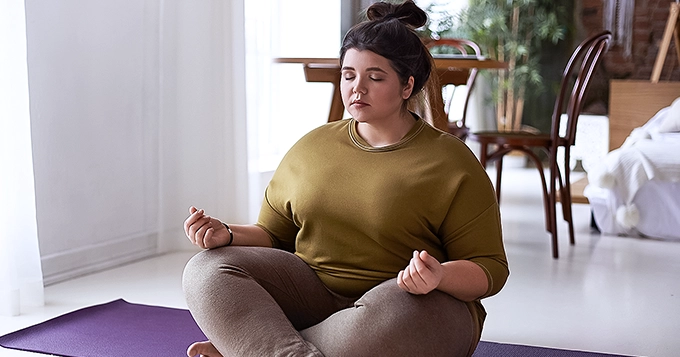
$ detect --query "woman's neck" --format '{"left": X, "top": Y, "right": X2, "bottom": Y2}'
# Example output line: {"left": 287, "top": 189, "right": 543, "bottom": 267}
{"left": 355, "top": 110, "right": 416, "bottom": 147}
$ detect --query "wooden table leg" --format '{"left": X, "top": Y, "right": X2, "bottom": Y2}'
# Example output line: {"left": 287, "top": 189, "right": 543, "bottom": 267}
{"left": 328, "top": 84, "right": 344, "bottom": 122}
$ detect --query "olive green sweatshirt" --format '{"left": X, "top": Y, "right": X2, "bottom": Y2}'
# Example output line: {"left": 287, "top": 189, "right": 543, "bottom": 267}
{"left": 257, "top": 117, "right": 508, "bottom": 336}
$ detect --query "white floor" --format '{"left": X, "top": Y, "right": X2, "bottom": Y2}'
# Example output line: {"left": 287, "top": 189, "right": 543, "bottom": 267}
{"left": 2, "top": 168, "right": 679, "bottom": 357}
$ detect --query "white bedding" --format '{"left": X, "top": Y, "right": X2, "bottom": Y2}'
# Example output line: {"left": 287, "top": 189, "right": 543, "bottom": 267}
{"left": 585, "top": 102, "right": 680, "bottom": 240}
{"left": 586, "top": 179, "right": 680, "bottom": 240}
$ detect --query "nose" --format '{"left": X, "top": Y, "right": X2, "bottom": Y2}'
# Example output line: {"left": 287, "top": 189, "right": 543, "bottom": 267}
{"left": 353, "top": 76, "right": 367, "bottom": 95}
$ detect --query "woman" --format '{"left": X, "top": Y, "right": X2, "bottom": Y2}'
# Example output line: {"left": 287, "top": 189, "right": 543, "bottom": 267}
{"left": 182, "top": 1, "right": 508, "bottom": 356}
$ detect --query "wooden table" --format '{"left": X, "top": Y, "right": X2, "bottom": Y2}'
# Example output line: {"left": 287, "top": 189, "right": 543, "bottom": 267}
{"left": 274, "top": 56, "right": 507, "bottom": 131}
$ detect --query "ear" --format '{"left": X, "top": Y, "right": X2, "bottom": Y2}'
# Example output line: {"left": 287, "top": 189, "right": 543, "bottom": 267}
{"left": 402, "top": 76, "right": 415, "bottom": 99}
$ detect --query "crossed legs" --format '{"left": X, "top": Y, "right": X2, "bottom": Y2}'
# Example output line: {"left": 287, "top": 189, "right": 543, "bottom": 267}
{"left": 183, "top": 247, "right": 474, "bottom": 357}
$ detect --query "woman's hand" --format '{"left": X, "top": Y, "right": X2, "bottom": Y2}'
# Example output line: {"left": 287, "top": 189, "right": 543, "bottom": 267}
{"left": 397, "top": 250, "right": 443, "bottom": 295}
{"left": 184, "top": 206, "right": 231, "bottom": 249}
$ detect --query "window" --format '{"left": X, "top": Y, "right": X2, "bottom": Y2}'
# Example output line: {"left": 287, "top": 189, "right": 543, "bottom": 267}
{"left": 245, "top": 0, "right": 341, "bottom": 173}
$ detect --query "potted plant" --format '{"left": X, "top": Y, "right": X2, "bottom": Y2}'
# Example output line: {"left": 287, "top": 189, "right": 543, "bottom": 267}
{"left": 426, "top": 0, "right": 568, "bottom": 132}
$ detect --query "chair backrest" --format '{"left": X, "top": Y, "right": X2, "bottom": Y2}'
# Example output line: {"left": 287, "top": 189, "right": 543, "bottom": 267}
{"left": 550, "top": 31, "right": 612, "bottom": 149}
{"left": 425, "top": 38, "right": 482, "bottom": 125}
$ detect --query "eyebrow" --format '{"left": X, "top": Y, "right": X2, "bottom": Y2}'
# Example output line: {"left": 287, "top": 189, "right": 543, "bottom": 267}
{"left": 341, "top": 66, "right": 388, "bottom": 74}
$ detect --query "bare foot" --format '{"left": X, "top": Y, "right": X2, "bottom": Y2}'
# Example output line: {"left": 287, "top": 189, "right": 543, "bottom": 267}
{"left": 187, "top": 340, "right": 224, "bottom": 357}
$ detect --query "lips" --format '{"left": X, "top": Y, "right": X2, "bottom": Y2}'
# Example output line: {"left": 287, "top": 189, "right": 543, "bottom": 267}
{"left": 351, "top": 99, "right": 369, "bottom": 106}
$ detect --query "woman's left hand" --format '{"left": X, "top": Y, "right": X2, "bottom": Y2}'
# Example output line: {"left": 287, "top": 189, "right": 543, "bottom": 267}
{"left": 397, "top": 250, "right": 443, "bottom": 295}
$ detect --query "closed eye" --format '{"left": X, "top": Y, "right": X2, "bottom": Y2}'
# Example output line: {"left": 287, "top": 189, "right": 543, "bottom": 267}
{"left": 342, "top": 76, "right": 383, "bottom": 81}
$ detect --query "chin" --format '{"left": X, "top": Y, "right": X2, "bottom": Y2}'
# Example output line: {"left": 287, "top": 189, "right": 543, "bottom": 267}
{"left": 349, "top": 111, "right": 370, "bottom": 123}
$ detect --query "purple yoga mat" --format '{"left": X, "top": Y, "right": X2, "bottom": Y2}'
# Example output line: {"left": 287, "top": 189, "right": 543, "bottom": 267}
{"left": 0, "top": 299, "right": 206, "bottom": 357}
{"left": 471, "top": 341, "right": 632, "bottom": 357}
{"left": 1, "top": 299, "right": 631, "bottom": 357}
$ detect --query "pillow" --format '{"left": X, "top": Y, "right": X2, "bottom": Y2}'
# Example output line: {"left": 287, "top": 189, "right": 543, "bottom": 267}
{"left": 658, "top": 97, "right": 680, "bottom": 133}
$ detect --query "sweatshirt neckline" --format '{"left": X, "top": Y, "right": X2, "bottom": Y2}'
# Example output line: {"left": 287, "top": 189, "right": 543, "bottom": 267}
{"left": 348, "top": 116, "right": 426, "bottom": 152}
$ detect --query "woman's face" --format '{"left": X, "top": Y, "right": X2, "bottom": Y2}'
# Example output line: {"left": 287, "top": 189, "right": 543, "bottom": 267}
{"left": 340, "top": 49, "right": 414, "bottom": 123}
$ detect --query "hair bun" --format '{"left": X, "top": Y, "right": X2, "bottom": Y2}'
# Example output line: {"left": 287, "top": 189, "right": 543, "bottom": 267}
{"left": 366, "top": 1, "right": 427, "bottom": 29}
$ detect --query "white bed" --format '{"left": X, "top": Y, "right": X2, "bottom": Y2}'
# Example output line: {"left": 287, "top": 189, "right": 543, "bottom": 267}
{"left": 585, "top": 82, "right": 680, "bottom": 241}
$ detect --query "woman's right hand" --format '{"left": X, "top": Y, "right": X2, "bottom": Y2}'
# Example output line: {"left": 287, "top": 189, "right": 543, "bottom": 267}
{"left": 184, "top": 206, "right": 231, "bottom": 249}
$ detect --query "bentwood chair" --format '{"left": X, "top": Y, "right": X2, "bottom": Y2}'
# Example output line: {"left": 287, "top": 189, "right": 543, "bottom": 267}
{"left": 468, "top": 31, "right": 612, "bottom": 258}
{"left": 425, "top": 38, "right": 482, "bottom": 141}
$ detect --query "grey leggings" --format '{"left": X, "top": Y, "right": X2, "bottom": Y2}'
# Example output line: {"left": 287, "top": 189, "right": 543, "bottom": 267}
{"left": 183, "top": 246, "right": 474, "bottom": 357}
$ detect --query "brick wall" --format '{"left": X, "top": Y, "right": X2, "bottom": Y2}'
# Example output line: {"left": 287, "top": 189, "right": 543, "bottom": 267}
{"left": 573, "top": 0, "right": 679, "bottom": 114}
{"left": 579, "top": 0, "right": 680, "bottom": 81}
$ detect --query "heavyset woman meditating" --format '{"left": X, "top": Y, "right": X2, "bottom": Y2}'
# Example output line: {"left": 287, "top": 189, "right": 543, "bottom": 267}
{"left": 182, "top": 1, "right": 508, "bottom": 356}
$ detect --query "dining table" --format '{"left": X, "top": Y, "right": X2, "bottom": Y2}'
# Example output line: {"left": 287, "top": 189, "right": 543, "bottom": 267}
{"left": 273, "top": 55, "right": 507, "bottom": 132}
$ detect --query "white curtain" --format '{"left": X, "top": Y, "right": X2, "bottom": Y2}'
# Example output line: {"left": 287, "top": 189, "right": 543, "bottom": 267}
{"left": 0, "top": 0, "right": 45, "bottom": 316}
{"left": 243, "top": 0, "right": 341, "bottom": 221}
{"left": 604, "top": 0, "right": 635, "bottom": 58}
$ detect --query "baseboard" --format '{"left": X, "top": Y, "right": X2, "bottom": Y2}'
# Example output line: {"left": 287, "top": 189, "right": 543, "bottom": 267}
{"left": 41, "top": 233, "right": 158, "bottom": 286}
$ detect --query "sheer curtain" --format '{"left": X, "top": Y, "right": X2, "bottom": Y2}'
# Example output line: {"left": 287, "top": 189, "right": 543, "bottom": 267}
{"left": 245, "top": 0, "right": 341, "bottom": 172}
{"left": 0, "top": 0, "right": 45, "bottom": 316}
{"left": 244, "top": 0, "right": 340, "bottom": 221}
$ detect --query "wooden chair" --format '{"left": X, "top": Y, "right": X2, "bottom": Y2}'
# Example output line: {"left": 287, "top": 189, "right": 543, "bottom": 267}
{"left": 467, "top": 31, "right": 612, "bottom": 258}
{"left": 425, "top": 39, "right": 482, "bottom": 140}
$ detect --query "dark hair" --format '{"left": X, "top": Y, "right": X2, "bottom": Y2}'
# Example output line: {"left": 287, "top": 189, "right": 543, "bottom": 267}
{"left": 339, "top": 1, "right": 433, "bottom": 98}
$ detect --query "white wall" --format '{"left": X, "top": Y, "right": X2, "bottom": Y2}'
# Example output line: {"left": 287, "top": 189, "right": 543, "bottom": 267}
{"left": 25, "top": 0, "right": 248, "bottom": 284}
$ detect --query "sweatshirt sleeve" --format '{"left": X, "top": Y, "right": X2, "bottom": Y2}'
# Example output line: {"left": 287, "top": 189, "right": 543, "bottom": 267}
{"left": 443, "top": 203, "right": 509, "bottom": 298}
{"left": 255, "top": 186, "right": 299, "bottom": 253}
{"left": 439, "top": 167, "right": 509, "bottom": 299}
